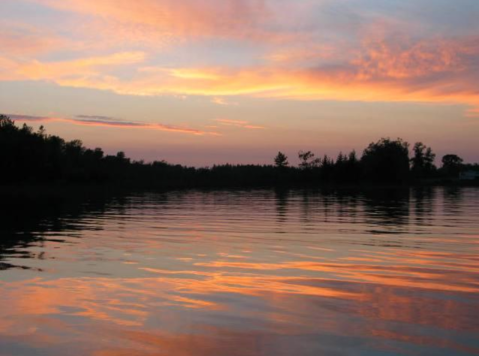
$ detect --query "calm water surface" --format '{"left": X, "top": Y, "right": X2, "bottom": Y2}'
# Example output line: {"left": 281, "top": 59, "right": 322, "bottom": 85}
{"left": 1, "top": 188, "right": 478, "bottom": 356}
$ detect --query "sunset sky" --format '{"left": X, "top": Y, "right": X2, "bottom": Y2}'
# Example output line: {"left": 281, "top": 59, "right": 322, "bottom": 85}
{"left": 1, "top": 0, "right": 479, "bottom": 166}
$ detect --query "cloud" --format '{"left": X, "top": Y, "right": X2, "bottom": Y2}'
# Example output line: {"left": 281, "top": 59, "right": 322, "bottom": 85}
{"left": 3, "top": 33, "right": 479, "bottom": 116}
{"left": 211, "top": 97, "right": 238, "bottom": 106}
{"left": 2, "top": 1, "right": 479, "bottom": 117}
{"left": 28, "top": 0, "right": 283, "bottom": 45}
{"left": 0, "top": 22, "right": 67, "bottom": 56}
{"left": 7, "top": 114, "right": 218, "bottom": 136}
{"left": 16, "top": 52, "right": 145, "bottom": 80}
{"left": 263, "top": 44, "right": 338, "bottom": 65}
{"left": 465, "top": 108, "right": 479, "bottom": 118}
{"left": 215, "top": 119, "right": 265, "bottom": 130}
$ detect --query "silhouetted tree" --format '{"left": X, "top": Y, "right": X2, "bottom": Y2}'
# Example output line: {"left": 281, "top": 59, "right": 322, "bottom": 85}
{"left": 344, "top": 150, "right": 362, "bottom": 184}
{"left": 298, "top": 151, "right": 320, "bottom": 169}
{"left": 361, "top": 138, "right": 410, "bottom": 184}
{"left": 319, "top": 155, "right": 335, "bottom": 182}
{"left": 410, "top": 142, "right": 436, "bottom": 179}
{"left": 274, "top": 152, "right": 289, "bottom": 168}
{"left": 333, "top": 152, "right": 346, "bottom": 180}
{"left": 1, "top": 114, "right": 477, "bottom": 189}
{"left": 0, "top": 115, "right": 14, "bottom": 128}
{"left": 441, "top": 154, "right": 464, "bottom": 178}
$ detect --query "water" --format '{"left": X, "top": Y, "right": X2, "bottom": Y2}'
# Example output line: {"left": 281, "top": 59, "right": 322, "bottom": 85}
{"left": 0, "top": 187, "right": 478, "bottom": 356}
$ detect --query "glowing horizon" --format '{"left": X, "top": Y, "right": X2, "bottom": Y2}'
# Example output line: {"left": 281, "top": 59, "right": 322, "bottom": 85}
{"left": 1, "top": 0, "right": 479, "bottom": 166}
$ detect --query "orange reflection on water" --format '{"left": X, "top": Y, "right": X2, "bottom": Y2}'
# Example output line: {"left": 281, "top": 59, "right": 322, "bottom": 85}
{"left": 1, "top": 189, "right": 479, "bottom": 356}
{"left": 194, "top": 260, "right": 479, "bottom": 294}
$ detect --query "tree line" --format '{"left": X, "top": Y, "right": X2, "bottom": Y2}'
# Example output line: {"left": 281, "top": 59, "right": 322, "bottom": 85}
{"left": 1, "top": 115, "right": 477, "bottom": 188}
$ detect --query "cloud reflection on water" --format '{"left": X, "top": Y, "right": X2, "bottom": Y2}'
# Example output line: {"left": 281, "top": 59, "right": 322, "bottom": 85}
{"left": 0, "top": 188, "right": 478, "bottom": 356}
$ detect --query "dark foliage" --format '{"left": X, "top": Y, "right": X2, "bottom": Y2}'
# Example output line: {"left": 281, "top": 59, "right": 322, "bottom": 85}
{"left": 0, "top": 115, "right": 476, "bottom": 188}
{"left": 361, "top": 138, "right": 410, "bottom": 185}
{"left": 441, "top": 154, "right": 464, "bottom": 178}
{"left": 274, "top": 152, "right": 289, "bottom": 168}
{"left": 410, "top": 142, "right": 436, "bottom": 179}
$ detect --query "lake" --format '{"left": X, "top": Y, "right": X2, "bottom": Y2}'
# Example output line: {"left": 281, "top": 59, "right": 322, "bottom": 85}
{"left": 0, "top": 187, "right": 478, "bottom": 356}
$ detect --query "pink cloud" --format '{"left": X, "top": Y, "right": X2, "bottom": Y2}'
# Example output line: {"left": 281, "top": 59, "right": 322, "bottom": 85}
{"left": 2, "top": 3, "right": 479, "bottom": 118}
{"left": 7, "top": 114, "right": 219, "bottom": 136}
{"left": 215, "top": 119, "right": 265, "bottom": 130}
{"left": 29, "top": 0, "right": 283, "bottom": 44}
{"left": 0, "top": 23, "right": 66, "bottom": 56}
{"left": 211, "top": 97, "right": 238, "bottom": 106}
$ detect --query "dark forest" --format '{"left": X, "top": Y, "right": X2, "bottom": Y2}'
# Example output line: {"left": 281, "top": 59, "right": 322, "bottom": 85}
{"left": 1, "top": 115, "right": 477, "bottom": 189}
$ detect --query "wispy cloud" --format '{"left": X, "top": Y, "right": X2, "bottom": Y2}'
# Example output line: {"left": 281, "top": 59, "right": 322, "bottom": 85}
{"left": 7, "top": 114, "right": 218, "bottom": 136}
{"left": 465, "top": 108, "right": 479, "bottom": 118}
{"left": 17, "top": 52, "right": 145, "bottom": 80}
{"left": 28, "top": 0, "right": 281, "bottom": 45}
{"left": 0, "top": 22, "right": 67, "bottom": 56}
{"left": 3, "top": 30, "right": 479, "bottom": 116}
{"left": 211, "top": 97, "right": 238, "bottom": 106}
{"left": 2, "top": 0, "right": 479, "bottom": 118}
{"left": 215, "top": 119, "right": 265, "bottom": 130}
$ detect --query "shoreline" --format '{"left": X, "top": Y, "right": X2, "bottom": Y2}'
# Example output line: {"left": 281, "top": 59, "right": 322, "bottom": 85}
{"left": 1, "top": 180, "right": 477, "bottom": 198}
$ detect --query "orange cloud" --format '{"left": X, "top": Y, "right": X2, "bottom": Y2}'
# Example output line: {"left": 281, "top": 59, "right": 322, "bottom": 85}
{"left": 211, "top": 97, "right": 238, "bottom": 106}
{"left": 8, "top": 114, "right": 218, "bottom": 136}
{"left": 0, "top": 22, "right": 67, "bottom": 57}
{"left": 69, "top": 62, "right": 479, "bottom": 114}
{"left": 16, "top": 52, "right": 145, "bottom": 80}
{"left": 465, "top": 108, "right": 479, "bottom": 118}
{"left": 3, "top": 42, "right": 479, "bottom": 116}
{"left": 28, "top": 0, "right": 281, "bottom": 45}
{"left": 215, "top": 119, "right": 265, "bottom": 130}
{"left": 2, "top": 4, "right": 479, "bottom": 117}
{"left": 352, "top": 38, "right": 464, "bottom": 80}
{"left": 264, "top": 44, "right": 338, "bottom": 65}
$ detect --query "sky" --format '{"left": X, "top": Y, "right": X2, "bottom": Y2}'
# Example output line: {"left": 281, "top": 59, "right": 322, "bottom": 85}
{"left": 1, "top": 0, "right": 479, "bottom": 166}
